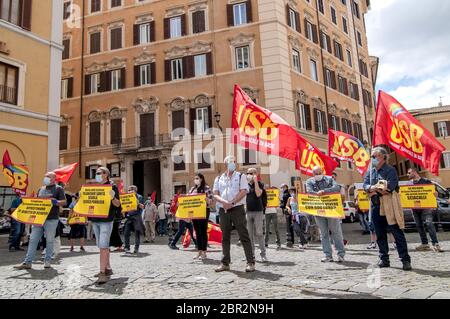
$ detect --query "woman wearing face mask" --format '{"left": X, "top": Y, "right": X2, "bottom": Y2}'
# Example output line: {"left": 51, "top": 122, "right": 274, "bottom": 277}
{"left": 190, "top": 173, "right": 214, "bottom": 260}
{"left": 91, "top": 167, "right": 121, "bottom": 284}
{"left": 286, "top": 188, "right": 309, "bottom": 249}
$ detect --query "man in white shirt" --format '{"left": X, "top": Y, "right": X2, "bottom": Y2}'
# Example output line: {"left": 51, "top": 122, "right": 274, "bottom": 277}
{"left": 213, "top": 156, "right": 254, "bottom": 272}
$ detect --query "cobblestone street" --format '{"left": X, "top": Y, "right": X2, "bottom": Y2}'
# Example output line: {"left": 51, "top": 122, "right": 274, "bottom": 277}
{"left": 0, "top": 223, "right": 449, "bottom": 299}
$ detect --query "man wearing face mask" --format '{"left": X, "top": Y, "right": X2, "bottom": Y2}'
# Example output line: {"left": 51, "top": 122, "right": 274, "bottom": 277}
{"left": 245, "top": 168, "right": 268, "bottom": 263}
{"left": 213, "top": 156, "right": 254, "bottom": 272}
{"left": 123, "top": 185, "right": 145, "bottom": 254}
{"left": 363, "top": 147, "right": 412, "bottom": 271}
{"left": 406, "top": 168, "right": 443, "bottom": 253}
{"left": 306, "top": 166, "right": 345, "bottom": 262}
{"left": 14, "top": 172, "right": 66, "bottom": 270}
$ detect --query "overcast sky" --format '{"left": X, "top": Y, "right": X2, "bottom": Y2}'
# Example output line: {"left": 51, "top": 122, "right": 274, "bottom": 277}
{"left": 366, "top": 0, "right": 450, "bottom": 109}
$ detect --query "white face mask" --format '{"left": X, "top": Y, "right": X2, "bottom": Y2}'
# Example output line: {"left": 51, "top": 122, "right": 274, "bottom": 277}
{"left": 314, "top": 175, "right": 324, "bottom": 182}
{"left": 246, "top": 174, "right": 254, "bottom": 182}
{"left": 194, "top": 179, "right": 201, "bottom": 186}
{"left": 43, "top": 177, "right": 51, "bottom": 186}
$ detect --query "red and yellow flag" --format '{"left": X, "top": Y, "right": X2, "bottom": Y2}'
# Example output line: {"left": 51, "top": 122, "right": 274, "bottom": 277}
{"left": 328, "top": 129, "right": 370, "bottom": 176}
{"left": 2, "top": 150, "right": 29, "bottom": 196}
{"left": 295, "top": 134, "right": 338, "bottom": 176}
{"left": 231, "top": 85, "right": 299, "bottom": 161}
{"left": 373, "top": 91, "right": 446, "bottom": 176}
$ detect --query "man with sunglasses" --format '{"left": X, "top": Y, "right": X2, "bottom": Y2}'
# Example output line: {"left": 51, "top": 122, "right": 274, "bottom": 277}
{"left": 363, "top": 147, "right": 412, "bottom": 271}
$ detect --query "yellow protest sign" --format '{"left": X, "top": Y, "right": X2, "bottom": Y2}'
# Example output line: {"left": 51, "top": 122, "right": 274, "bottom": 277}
{"left": 120, "top": 192, "right": 138, "bottom": 213}
{"left": 399, "top": 185, "right": 437, "bottom": 209}
{"left": 11, "top": 198, "right": 53, "bottom": 226}
{"left": 357, "top": 190, "right": 370, "bottom": 212}
{"left": 68, "top": 213, "right": 88, "bottom": 225}
{"left": 298, "top": 193, "right": 344, "bottom": 219}
{"left": 266, "top": 188, "right": 280, "bottom": 208}
{"left": 176, "top": 194, "right": 207, "bottom": 219}
{"left": 73, "top": 185, "right": 112, "bottom": 218}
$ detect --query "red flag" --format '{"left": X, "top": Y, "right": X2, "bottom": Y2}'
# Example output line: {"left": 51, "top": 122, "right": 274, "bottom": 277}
{"left": 150, "top": 191, "right": 156, "bottom": 203}
{"left": 53, "top": 163, "right": 78, "bottom": 184}
{"left": 374, "top": 91, "right": 446, "bottom": 175}
{"left": 116, "top": 180, "right": 124, "bottom": 194}
{"left": 295, "top": 133, "right": 338, "bottom": 176}
{"left": 328, "top": 129, "right": 370, "bottom": 176}
{"left": 182, "top": 231, "right": 192, "bottom": 248}
{"left": 231, "top": 85, "right": 299, "bottom": 160}
{"left": 207, "top": 222, "right": 222, "bottom": 245}
{"left": 2, "top": 150, "right": 29, "bottom": 196}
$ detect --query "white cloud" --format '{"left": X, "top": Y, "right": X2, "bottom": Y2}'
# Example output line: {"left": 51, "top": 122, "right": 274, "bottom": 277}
{"left": 366, "top": 0, "right": 450, "bottom": 109}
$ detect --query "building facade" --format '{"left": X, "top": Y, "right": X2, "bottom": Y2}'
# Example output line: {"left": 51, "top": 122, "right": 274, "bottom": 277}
{"left": 60, "top": 0, "right": 375, "bottom": 202}
{"left": 0, "top": 1, "right": 63, "bottom": 209}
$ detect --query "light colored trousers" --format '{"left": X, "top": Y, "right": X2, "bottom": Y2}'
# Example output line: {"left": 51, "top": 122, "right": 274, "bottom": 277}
{"left": 314, "top": 216, "right": 345, "bottom": 258}
{"left": 144, "top": 221, "right": 156, "bottom": 241}
{"left": 246, "top": 211, "right": 266, "bottom": 258}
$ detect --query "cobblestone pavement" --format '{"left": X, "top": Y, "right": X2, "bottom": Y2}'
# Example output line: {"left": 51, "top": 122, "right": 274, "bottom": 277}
{"left": 0, "top": 224, "right": 449, "bottom": 299}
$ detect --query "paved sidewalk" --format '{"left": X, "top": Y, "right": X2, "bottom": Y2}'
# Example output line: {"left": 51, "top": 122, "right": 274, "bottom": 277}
{"left": 0, "top": 224, "right": 449, "bottom": 299}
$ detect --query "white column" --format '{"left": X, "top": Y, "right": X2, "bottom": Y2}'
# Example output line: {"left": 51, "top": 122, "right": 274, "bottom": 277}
{"left": 160, "top": 154, "right": 172, "bottom": 203}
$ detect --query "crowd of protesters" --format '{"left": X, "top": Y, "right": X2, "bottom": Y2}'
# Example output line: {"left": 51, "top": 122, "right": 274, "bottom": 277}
{"left": 5, "top": 147, "right": 446, "bottom": 284}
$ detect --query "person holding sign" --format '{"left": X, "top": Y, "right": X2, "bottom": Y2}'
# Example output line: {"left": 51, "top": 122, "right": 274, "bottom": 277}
{"left": 123, "top": 185, "right": 145, "bottom": 254}
{"left": 287, "top": 188, "right": 309, "bottom": 249}
{"left": 363, "top": 147, "right": 412, "bottom": 271}
{"left": 306, "top": 166, "right": 345, "bottom": 263}
{"left": 68, "top": 194, "right": 87, "bottom": 252}
{"left": 406, "top": 168, "right": 443, "bottom": 252}
{"left": 189, "top": 173, "right": 214, "bottom": 260}
{"left": 14, "top": 172, "right": 66, "bottom": 270}
{"left": 91, "top": 167, "right": 121, "bottom": 284}
{"left": 213, "top": 156, "right": 254, "bottom": 273}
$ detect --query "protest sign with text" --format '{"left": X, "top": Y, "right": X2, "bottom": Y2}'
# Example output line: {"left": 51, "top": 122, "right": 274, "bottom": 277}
{"left": 120, "top": 192, "right": 138, "bottom": 213}
{"left": 297, "top": 193, "right": 344, "bottom": 219}
{"left": 399, "top": 185, "right": 437, "bottom": 209}
{"left": 176, "top": 194, "right": 207, "bottom": 219}
{"left": 11, "top": 198, "right": 53, "bottom": 226}
{"left": 73, "top": 185, "right": 112, "bottom": 218}
{"left": 266, "top": 188, "right": 280, "bottom": 208}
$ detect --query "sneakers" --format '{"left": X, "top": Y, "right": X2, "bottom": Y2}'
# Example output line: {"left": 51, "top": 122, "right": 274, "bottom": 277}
{"left": 432, "top": 244, "right": 444, "bottom": 253}
{"left": 245, "top": 263, "right": 256, "bottom": 272}
{"left": 133, "top": 248, "right": 139, "bottom": 254}
{"left": 80, "top": 247, "right": 86, "bottom": 252}
{"left": 124, "top": 248, "right": 131, "bottom": 254}
{"left": 415, "top": 244, "right": 431, "bottom": 251}
{"left": 377, "top": 260, "right": 390, "bottom": 268}
{"left": 13, "top": 263, "right": 32, "bottom": 270}
{"left": 215, "top": 264, "right": 230, "bottom": 272}
{"left": 321, "top": 257, "right": 334, "bottom": 263}
{"left": 169, "top": 244, "right": 179, "bottom": 250}
{"left": 44, "top": 261, "right": 52, "bottom": 269}
{"left": 94, "top": 269, "right": 113, "bottom": 277}
{"left": 337, "top": 255, "right": 345, "bottom": 263}
{"left": 402, "top": 261, "right": 412, "bottom": 271}
{"left": 367, "top": 242, "right": 377, "bottom": 249}
{"left": 261, "top": 256, "right": 268, "bottom": 263}
{"left": 96, "top": 273, "right": 110, "bottom": 284}
{"left": 265, "top": 244, "right": 269, "bottom": 248}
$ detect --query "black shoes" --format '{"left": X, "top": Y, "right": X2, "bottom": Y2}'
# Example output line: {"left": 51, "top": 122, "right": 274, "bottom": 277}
{"left": 377, "top": 260, "right": 391, "bottom": 268}
{"left": 402, "top": 261, "right": 412, "bottom": 271}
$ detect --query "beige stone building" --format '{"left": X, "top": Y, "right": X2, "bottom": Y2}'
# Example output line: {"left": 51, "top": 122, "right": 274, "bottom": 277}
{"left": 0, "top": 1, "right": 63, "bottom": 209}
{"left": 391, "top": 104, "right": 450, "bottom": 188}
{"left": 60, "top": 0, "right": 375, "bottom": 202}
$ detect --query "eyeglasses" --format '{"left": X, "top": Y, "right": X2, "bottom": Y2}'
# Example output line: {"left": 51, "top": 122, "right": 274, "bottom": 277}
{"left": 95, "top": 172, "right": 103, "bottom": 175}
{"left": 371, "top": 155, "right": 377, "bottom": 159}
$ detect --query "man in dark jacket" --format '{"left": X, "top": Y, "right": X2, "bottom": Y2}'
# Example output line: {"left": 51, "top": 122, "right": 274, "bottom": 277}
{"left": 363, "top": 147, "right": 412, "bottom": 271}
{"left": 124, "top": 185, "right": 145, "bottom": 254}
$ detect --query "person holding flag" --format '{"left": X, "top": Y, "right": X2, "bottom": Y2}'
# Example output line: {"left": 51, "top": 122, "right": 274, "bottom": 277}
{"left": 306, "top": 166, "right": 345, "bottom": 262}
{"left": 13, "top": 172, "right": 66, "bottom": 270}
{"left": 363, "top": 147, "right": 412, "bottom": 271}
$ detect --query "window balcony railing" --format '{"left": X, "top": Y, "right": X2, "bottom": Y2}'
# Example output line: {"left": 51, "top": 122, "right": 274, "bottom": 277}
{"left": 0, "top": 85, "right": 17, "bottom": 105}
{"left": 112, "top": 134, "right": 175, "bottom": 154}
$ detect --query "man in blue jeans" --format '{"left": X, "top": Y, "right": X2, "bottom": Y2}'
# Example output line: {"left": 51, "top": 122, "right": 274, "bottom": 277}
{"left": 7, "top": 195, "right": 24, "bottom": 252}
{"left": 306, "top": 166, "right": 345, "bottom": 263}
{"left": 14, "top": 172, "right": 66, "bottom": 270}
{"left": 363, "top": 147, "right": 412, "bottom": 271}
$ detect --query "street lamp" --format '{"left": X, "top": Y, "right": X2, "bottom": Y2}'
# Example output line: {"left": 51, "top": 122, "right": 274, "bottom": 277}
{"left": 214, "top": 111, "right": 223, "bottom": 132}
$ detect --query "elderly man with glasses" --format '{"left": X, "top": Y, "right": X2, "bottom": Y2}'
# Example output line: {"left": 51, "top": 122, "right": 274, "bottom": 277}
{"left": 363, "top": 147, "right": 412, "bottom": 271}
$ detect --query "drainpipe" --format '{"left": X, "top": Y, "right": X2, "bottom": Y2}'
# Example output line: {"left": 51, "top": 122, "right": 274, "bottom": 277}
{"left": 78, "top": 1, "right": 86, "bottom": 177}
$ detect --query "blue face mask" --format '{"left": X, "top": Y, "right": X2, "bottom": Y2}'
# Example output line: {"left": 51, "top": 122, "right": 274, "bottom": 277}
{"left": 372, "top": 157, "right": 380, "bottom": 167}
{"left": 95, "top": 174, "right": 104, "bottom": 183}
{"left": 227, "top": 162, "right": 236, "bottom": 172}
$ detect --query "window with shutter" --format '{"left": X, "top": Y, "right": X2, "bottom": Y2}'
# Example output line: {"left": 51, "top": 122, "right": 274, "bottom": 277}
{"left": 173, "top": 154, "right": 186, "bottom": 171}
{"left": 62, "top": 39, "right": 70, "bottom": 60}
{"left": 110, "top": 118, "right": 122, "bottom": 145}
{"left": 140, "top": 113, "right": 155, "bottom": 147}
{"left": 60, "top": 126, "right": 68, "bottom": 150}
{"left": 233, "top": 2, "right": 247, "bottom": 26}
{"left": 89, "top": 122, "right": 101, "bottom": 147}
{"left": 197, "top": 152, "right": 211, "bottom": 170}
{"left": 90, "top": 32, "right": 101, "bottom": 54}
{"left": 110, "top": 27, "right": 122, "bottom": 50}
{"left": 172, "top": 110, "right": 185, "bottom": 137}
{"left": 91, "top": 0, "right": 101, "bottom": 13}
{"left": 304, "top": 104, "right": 312, "bottom": 130}
{"left": 192, "top": 10, "right": 206, "bottom": 34}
